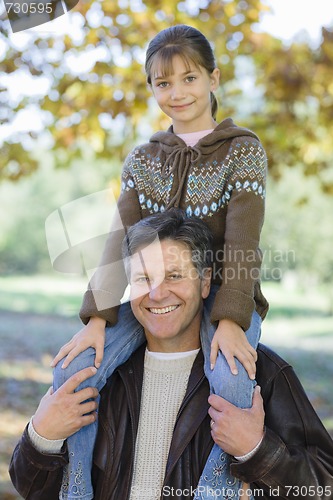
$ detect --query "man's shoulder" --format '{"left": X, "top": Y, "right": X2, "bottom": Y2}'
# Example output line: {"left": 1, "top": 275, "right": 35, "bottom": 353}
{"left": 102, "top": 344, "right": 146, "bottom": 392}
{"left": 257, "top": 343, "right": 291, "bottom": 369}
{"left": 256, "top": 343, "right": 292, "bottom": 383}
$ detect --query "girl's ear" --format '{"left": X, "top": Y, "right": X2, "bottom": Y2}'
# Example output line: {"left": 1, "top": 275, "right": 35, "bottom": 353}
{"left": 210, "top": 68, "right": 220, "bottom": 91}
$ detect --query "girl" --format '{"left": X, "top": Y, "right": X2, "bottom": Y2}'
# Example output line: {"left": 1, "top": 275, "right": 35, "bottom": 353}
{"left": 51, "top": 24, "right": 268, "bottom": 500}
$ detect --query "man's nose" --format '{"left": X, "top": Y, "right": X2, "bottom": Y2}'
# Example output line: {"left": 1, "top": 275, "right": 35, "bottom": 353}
{"left": 148, "top": 280, "right": 169, "bottom": 301}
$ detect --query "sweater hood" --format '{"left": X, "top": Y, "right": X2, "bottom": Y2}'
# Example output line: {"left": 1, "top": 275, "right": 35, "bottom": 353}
{"left": 149, "top": 118, "right": 259, "bottom": 208}
{"left": 150, "top": 117, "right": 258, "bottom": 151}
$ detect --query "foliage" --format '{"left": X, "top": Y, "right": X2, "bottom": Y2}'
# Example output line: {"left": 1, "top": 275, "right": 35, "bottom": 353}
{"left": 0, "top": 152, "right": 121, "bottom": 275}
{"left": 261, "top": 170, "right": 333, "bottom": 290}
{"left": 251, "top": 28, "right": 333, "bottom": 193}
{"left": 0, "top": 0, "right": 266, "bottom": 178}
{"left": 1, "top": 0, "right": 332, "bottom": 189}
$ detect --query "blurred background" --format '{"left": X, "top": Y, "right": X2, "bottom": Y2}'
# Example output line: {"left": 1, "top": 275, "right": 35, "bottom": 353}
{"left": 1, "top": 0, "right": 333, "bottom": 497}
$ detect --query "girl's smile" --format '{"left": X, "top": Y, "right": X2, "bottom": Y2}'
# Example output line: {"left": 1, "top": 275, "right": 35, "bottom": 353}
{"left": 150, "top": 55, "right": 220, "bottom": 134}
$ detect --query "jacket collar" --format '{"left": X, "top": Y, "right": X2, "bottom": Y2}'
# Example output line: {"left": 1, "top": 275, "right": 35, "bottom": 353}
{"left": 165, "top": 349, "right": 210, "bottom": 479}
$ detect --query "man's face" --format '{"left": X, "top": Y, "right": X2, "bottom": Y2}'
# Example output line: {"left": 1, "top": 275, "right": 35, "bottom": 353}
{"left": 129, "top": 238, "right": 211, "bottom": 352}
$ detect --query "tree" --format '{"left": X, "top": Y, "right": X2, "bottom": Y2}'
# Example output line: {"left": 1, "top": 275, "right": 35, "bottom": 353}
{"left": 1, "top": 0, "right": 332, "bottom": 192}
{"left": 0, "top": 0, "right": 269, "bottom": 180}
{"left": 250, "top": 27, "right": 333, "bottom": 193}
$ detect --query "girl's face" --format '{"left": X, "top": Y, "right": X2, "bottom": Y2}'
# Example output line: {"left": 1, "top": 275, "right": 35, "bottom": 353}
{"left": 149, "top": 54, "right": 220, "bottom": 134}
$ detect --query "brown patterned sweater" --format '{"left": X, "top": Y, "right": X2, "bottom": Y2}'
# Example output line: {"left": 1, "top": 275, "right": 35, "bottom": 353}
{"left": 80, "top": 117, "right": 269, "bottom": 331}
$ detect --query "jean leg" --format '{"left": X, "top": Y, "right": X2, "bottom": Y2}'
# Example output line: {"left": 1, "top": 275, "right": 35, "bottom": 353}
{"left": 205, "top": 310, "right": 261, "bottom": 406}
{"left": 53, "top": 302, "right": 145, "bottom": 500}
{"left": 196, "top": 310, "right": 262, "bottom": 500}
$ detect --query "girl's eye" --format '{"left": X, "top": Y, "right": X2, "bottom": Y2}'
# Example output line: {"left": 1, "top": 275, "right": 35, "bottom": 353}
{"left": 157, "top": 81, "right": 168, "bottom": 88}
{"left": 185, "top": 76, "right": 196, "bottom": 83}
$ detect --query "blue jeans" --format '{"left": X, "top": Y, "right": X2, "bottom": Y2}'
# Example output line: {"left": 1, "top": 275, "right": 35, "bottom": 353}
{"left": 53, "top": 302, "right": 145, "bottom": 500}
{"left": 53, "top": 286, "right": 261, "bottom": 500}
{"left": 196, "top": 286, "right": 261, "bottom": 499}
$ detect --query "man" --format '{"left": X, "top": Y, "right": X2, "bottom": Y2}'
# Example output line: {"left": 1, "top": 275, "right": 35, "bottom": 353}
{"left": 10, "top": 210, "right": 333, "bottom": 499}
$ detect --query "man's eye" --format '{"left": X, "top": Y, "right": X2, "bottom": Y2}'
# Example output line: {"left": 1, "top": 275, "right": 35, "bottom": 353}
{"left": 134, "top": 276, "right": 150, "bottom": 284}
{"left": 169, "top": 274, "right": 182, "bottom": 280}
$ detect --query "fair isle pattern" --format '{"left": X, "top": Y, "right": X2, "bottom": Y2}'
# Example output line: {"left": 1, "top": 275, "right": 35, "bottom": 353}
{"left": 230, "top": 140, "right": 266, "bottom": 190}
{"left": 185, "top": 163, "right": 229, "bottom": 218}
{"left": 121, "top": 138, "right": 266, "bottom": 217}
{"left": 185, "top": 140, "right": 266, "bottom": 218}
{"left": 122, "top": 148, "right": 172, "bottom": 211}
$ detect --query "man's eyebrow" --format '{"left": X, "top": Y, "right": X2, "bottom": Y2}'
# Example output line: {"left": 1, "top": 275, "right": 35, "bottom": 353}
{"left": 130, "top": 270, "right": 147, "bottom": 279}
{"left": 165, "top": 265, "right": 186, "bottom": 273}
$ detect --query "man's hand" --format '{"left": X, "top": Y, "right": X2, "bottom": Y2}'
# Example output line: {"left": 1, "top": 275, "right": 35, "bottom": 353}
{"left": 210, "top": 319, "right": 257, "bottom": 379}
{"left": 50, "top": 316, "right": 106, "bottom": 369}
{"left": 208, "top": 385, "right": 264, "bottom": 457}
{"left": 32, "top": 367, "right": 99, "bottom": 440}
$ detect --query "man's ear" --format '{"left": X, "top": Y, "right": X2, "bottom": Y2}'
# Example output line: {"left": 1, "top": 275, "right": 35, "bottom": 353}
{"left": 201, "top": 267, "right": 212, "bottom": 299}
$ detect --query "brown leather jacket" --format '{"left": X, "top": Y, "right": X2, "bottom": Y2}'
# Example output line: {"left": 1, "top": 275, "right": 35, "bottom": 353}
{"left": 9, "top": 344, "right": 333, "bottom": 499}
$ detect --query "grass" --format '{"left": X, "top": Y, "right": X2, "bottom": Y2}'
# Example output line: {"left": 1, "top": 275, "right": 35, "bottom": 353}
{"left": 0, "top": 275, "right": 332, "bottom": 498}
{"left": 0, "top": 274, "right": 87, "bottom": 317}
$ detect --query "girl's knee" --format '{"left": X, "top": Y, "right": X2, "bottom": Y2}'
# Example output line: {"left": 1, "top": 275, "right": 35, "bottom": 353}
{"left": 53, "top": 347, "right": 96, "bottom": 390}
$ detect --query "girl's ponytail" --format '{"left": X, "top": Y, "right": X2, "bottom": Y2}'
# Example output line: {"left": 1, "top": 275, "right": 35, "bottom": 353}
{"left": 210, "top": 92, "right": 218, "bottom": 120}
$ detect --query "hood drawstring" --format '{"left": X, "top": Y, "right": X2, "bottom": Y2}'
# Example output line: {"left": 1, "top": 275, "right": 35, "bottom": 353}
{"left": 161, "top": 146, "right": 202, "bottom": 209}
{"left": 150, "top": 117, "right": 259, "bottom": 209}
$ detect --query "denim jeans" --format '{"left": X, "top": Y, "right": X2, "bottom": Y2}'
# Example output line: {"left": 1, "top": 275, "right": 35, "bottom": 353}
{"left": 195, "top": 286, "right": 262, "bottom": 500}
{"left": 53, "top": 302, "right": 145, "bottom": 500}
{"left": 53, "top": 286, "right": 261, "bottom": 500}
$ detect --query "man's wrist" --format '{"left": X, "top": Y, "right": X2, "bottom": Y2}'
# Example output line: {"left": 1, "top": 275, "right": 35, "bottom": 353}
{"left": 28, "top": 418, "right": 65, "bottom": 454}
{"left": 234, "top": 432, "right": 265, "bottom": 462}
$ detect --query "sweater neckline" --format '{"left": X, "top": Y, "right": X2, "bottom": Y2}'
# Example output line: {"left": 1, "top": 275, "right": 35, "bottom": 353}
{"left": 176, "top": 129, "right": 214, "bottom": 147}
{"left": 144, "top": 349, "right": 198, "bottom": 373}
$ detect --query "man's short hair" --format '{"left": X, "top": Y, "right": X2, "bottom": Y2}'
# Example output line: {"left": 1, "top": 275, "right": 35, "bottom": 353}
{"left": 122, "top": 208, "right": 213, "bottom": 279}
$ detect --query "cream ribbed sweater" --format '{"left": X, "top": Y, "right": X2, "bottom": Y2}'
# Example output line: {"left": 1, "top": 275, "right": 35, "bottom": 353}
{"left": 129, "top": 349, "right": 198, "bottom": 500}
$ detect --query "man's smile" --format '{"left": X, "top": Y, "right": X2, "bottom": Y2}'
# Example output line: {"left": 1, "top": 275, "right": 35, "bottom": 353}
{"left": 147, "top": 305, "right": 180, "bottom": 315}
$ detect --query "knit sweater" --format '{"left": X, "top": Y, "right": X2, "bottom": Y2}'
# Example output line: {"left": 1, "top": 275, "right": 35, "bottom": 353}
{"left": 80, "top": 117, "right": 269, "bottom": 331}
{"left": 129, "top": 350, "right": 198, "bottom": 500}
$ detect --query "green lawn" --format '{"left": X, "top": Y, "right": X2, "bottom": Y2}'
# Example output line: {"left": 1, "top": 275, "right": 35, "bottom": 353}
{"left": 0, "top": 275, "right": 332, "bottom": 499}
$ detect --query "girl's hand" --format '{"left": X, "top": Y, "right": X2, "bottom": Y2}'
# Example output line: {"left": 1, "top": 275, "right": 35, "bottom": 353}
{"left": 50, "top": 316, "right": 106, "bottom": 370}
{"left": 210, "top": 319, "right": 257, "bottom": 379}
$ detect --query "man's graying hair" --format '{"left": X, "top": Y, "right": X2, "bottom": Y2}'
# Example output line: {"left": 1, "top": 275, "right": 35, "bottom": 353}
{"left": 122, "top": 209, "right": 213, "bottom": 279}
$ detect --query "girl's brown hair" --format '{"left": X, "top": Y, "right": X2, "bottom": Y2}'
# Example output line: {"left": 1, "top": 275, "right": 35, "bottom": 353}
{"left": 145, "top": 25, "right": 219, "bottom": 119}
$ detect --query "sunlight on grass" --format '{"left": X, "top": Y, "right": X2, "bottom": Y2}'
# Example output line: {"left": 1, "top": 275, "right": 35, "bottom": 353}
{"left": 0, "top": 360, "right": 52, "bottom": 384}
{"left": 0, "top": 274, "right": 87, "bottom": 316}
{"left": 0, "top": 411, "right": 28, "bottom": 439}
{"left": 263, "top": 281, "right": 331, "bottom": 315}
{"left": 0, "top": 411, "right": 29, "bottom": 500}
{"left": 0, "top": 275, "right": 87, "bottom": 294}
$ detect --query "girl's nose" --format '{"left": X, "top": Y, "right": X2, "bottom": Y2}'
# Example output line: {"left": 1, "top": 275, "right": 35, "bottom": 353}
{"left": 170, "top": 84, "right": 186, "bottom": 100}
